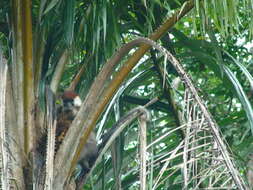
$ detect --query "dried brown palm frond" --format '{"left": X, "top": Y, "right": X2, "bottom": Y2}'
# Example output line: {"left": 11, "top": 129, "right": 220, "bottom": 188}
{"left": 151, "top": 89, "right": 246, "bottom": 189}
{"left": 137, "top": 38, "right": 248, "bottom": 190}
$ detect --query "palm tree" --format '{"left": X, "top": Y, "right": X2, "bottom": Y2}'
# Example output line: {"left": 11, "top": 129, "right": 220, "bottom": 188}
{"left": 0, "top": 0, "right": 253, "bottom": 189}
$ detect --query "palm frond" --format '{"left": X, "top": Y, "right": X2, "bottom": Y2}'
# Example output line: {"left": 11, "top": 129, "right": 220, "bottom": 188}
{"left": 134, "top": 38, "right": 247, "bottom": 189}
{"left": 193, "top": 0, "right": 253, "bottom": 38}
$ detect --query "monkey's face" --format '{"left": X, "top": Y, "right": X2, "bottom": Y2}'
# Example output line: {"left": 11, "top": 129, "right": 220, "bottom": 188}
{"left": 59, "top": 91, "right": 82, "bottom": 117}
{"left": 63, "top": 95, "right": 82, "bottom": 115}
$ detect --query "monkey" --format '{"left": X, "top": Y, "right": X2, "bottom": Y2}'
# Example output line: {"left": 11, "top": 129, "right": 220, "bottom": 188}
{"left": 75, "top": 131, "right": 98, "bottom": 180}
{"left": 56, "top": 95, "right": 152, "bottom": 188}
{"left": 55, "top": 91, "right": 83, "bottom": 150}
{"left": 35, "top": 90, "right": 98, "bottom": 188}
{"left": 36, "top": 91, "right": 98, "bottom": 181}
{"left": 56, "top": 91, "right": 98, "bottom": 177}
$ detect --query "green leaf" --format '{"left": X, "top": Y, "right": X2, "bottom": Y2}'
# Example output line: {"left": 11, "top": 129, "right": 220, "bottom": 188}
{"left": 102, "top": 2, "right": 107, "bottom": 42}
{"left": 63, "top": 0, "right": 75, "bottom": 46}
{"left": 224, "top": 50, "right": 253, "bottom": 90}
{"left": 43, "top": 0, "right": 60, "bottom": 15}
{"left": 222, "top": 65, "right": 253, "bottom": 134}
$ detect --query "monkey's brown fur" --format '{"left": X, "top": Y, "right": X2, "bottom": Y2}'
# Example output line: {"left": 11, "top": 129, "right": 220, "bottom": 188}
{"left": 36, "top": 91, "right": 98, "bottom": 180}
{"left": 56, "top": 91, "right": 98, "bottom": 174}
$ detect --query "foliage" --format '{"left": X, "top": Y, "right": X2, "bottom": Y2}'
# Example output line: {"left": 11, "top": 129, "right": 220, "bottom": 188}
{"left": 0, "top": 0, "right": 253, "bottom": 189}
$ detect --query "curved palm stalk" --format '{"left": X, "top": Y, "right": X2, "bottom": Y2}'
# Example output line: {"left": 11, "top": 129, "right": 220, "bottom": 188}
{"left": 53, "top": 1, "right": 195, "bottom": 187}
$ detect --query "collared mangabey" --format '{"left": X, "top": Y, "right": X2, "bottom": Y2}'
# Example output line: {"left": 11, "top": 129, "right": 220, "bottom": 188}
{"left": 56, "top": 91, "right": 98, "bottom": 176}
{"left": 35, "top": 90, "right": 98, "bottom": 188}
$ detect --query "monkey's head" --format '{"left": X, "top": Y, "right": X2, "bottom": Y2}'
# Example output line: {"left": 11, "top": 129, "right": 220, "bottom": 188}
{"left": 61, "top": 91, "right": 82, "bottom": 115}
